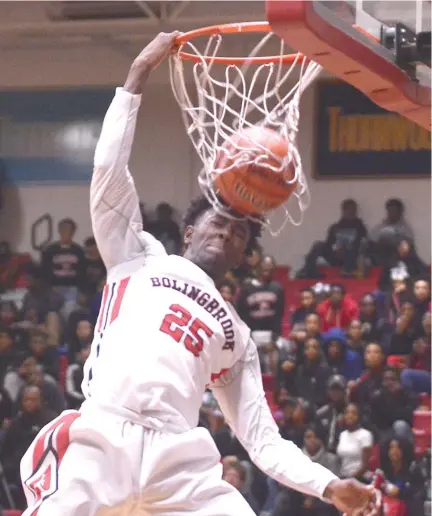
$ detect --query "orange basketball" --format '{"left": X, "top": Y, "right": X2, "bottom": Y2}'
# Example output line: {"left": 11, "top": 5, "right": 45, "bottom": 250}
{"left": 213, "top": 126, "right": 297, "bottom": 216}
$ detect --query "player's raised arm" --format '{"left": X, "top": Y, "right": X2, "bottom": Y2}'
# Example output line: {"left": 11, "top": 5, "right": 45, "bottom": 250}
{"left": 91, "top": 32, "right": 179, "bottom": 271}
{"left": 211, "top": 340, "right": 381, "bottom": 516}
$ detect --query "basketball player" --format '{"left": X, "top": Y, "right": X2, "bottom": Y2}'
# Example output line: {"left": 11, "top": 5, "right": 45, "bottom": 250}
{"left": 20, "top": 32, "right": 381, "bottom": 516}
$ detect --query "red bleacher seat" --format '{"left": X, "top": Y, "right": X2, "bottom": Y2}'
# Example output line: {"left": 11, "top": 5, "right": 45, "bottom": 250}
{"left": 413, "top": 410, "right": 431, "bottom": 433}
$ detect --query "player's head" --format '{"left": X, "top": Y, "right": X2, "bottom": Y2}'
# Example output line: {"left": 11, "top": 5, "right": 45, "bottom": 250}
{"left": 182, "top": 195, "right": 261, "bottom": 281}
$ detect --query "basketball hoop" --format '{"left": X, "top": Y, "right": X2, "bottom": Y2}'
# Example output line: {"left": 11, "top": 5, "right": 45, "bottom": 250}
{"left": 169, "top": 22, "right": 323, "bottom": 235}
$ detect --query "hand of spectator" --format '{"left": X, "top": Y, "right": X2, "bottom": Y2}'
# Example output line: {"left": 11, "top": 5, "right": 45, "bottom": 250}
{"left": 281, "top": 360, "right": 296, "bottom": 373}
{"left": 291, "top": 330, "right": 307, "bottom": 342}
{"left": 395, "top": 315, "right": 410, "bottom": 333}
{"left": 324, "top": 479, "right": 382, "bottom": 516}
{"left": 124, "top": 32, "right": 181, "bottom": 94}
{"left": 303, "top": 496, "right": 314, "bottom": 509}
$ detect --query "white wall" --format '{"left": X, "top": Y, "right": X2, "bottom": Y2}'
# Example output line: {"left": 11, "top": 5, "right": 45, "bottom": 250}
{"left": 0, "top": 44, "right": 430, "bottom": 270}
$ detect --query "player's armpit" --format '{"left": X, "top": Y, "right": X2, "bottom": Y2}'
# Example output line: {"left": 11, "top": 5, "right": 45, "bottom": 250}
{"left": 91, "top": 88, "right": 165, "bottom": 270}
{"left": 211, "top": 339, "right": 337, "bottom": 500}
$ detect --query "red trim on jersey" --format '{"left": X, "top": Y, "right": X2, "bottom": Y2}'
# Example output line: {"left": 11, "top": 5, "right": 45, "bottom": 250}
{"left": 210, "top": 368, "right": 230, "bottom": 383}
{"left": 97, "top": 285, "right": 110, "bottom": 333}
{"left": 110, "top": 276, "right": 130, "bottom": 324}
{"left": 30, "top": 412, "right": 80, "bottom": 515}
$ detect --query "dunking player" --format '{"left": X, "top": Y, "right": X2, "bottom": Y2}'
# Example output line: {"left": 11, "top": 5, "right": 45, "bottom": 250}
{"left": 20, "top": 33, "right": 381, "bottom": 516}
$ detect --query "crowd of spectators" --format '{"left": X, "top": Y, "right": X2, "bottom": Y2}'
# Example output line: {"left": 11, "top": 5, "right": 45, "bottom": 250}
{"left": 0, "top": 197, "right": 430, "bottom": 516}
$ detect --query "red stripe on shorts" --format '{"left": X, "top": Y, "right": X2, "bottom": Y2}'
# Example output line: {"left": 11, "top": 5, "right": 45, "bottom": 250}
{"left": 97, "top": 285, "right": 110, "bottom": 333}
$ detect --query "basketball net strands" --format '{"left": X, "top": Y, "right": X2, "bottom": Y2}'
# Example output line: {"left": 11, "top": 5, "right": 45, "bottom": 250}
{"left": 169, "top": 15, "right": 431, "bottom": 236}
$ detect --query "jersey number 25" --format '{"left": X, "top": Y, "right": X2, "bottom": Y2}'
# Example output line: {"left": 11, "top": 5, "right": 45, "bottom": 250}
{"left": 160, "top": 303, "right": 213, "bottom": 357}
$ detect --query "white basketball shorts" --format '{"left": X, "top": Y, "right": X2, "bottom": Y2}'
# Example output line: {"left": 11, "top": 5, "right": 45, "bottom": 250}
{"left": 20, "top": 408, "right": 256, "bottom": 516}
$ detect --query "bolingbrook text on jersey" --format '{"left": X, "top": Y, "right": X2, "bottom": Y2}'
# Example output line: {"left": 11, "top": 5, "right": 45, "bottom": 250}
{"left": 151, "top": 276, "right": 235, "bottom": 351}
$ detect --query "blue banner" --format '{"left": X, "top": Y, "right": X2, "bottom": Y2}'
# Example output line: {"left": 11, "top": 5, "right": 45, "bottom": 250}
{"left": 0, "top": 88, "right": 115, "bottom": 184}
{"left": 314, "top": 81, "right": 431, "bottom": 179}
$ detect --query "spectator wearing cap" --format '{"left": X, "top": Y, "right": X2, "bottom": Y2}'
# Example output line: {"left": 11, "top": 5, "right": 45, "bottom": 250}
{"left": 323, "top": 328, "right": 363, "bottom": 382}
{"left": 316, "top": 375, "right": 347, "bottom": 453}
{"left": 369, "top": 367, "right": 416, "bottom": 442}
{"left": 317, "top": 284, "right": 359, "bottom": 332}
{"left": 369, "top": 198, "right": 415, "bottom": 267}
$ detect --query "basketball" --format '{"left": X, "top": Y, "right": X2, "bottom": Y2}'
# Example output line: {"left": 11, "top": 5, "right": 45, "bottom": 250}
{"left": 213, "top": 126, "right": 297, "bottom": 216}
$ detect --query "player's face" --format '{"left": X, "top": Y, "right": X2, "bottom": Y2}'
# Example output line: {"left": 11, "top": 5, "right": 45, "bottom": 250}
{"left": 183, "top": 209, "right": 250, "bottom": 279}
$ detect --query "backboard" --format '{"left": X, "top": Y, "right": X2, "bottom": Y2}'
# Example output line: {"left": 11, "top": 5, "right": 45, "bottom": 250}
{"left": 266, "top": 0, "right": 431, "bottom": 130}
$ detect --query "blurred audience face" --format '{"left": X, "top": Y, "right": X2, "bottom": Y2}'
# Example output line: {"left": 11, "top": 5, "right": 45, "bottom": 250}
{"left": 341, "top": 200, "right": 357, "bottom": 221}
{"left": 292, "top": 402, "right": 308, "bottom": 427}
{"left": 344, "top": 403, "right": 360, "bottom": 430}
{"left": 22, "top": 387, "right": 42, "bottom": 414}
{"left": 388, "top": 439, "right": 403, "bottom": 464}
{"left": 305, "top": 314, "right": 320, "bottom": 336}
{"left": 392, "top": 278, "right": 407, "bottom": 293}
{"left": 29, "top": 333, "right": 48, "bottom": 358}
{"left": 401, "top": 302, "right": 415, "bottom": 320}
{"left": 304, "top": 338, "right": 321, "bottom": 362}
{"left": 300, "top": 289, "right": 315, "bottom": 309}
{"left": 0, "top": 331, "right": 12, "bottom": 353}
{"left": 328, "top": 341, "right": 342, "bottom": 360}
{"left": 304, "top": 428, "right": 322, "bottom": 456}
{"left": 386, "top": 202, "right": 403, "bottom": 224}
{"left": 382, "top": 369, "right": 401, "bottom": 394}
{"left": 223, "top": 466, "right": 244, "bottom": 491}
{"left": 348, "top": 320, "right": 363, "bottom": 341}
{"left": 84, "top": 239, "right": 101, "bottom": 260}
{"left": 328, "top": 386, "right": 345, "bottom": 406}
{"left": 76, "top": 320, "right": 93, "bottom": 342}
{"left": 365, "top": 343, "right": 384, "bottom": 369}
{"left": 28, "top": 368, "right": 44, "bottom": 388}
{"left": 397, "top": 240, "right": 411, "bottom": 257}
{"left": 276, "top": 387, "right": 289, "bottom": 406}
{"left": 330, "top": 286, "right": 343, "bottom": 307}
{"left": 19, "top": 357, "right": 37, "bottom": 379}
{"left": 58, "top": 220, "right": 75, "bottom": 245}
{"left": 259, "top": 256, "right": 275, "bottom": 283}
{"left": 282, "top": 399, "right": 297, "bottom": 422}
{"left": 219, "top": 285, "right": 235, "bottom": 303}
{"left": 246, "top": 248, "right": 261, "bottom": 270}
{"left": 359, "top": 295, "right": 375, "bottom": 318}
{"left": 414, "top": 280, "right": 430, "bottom": 302}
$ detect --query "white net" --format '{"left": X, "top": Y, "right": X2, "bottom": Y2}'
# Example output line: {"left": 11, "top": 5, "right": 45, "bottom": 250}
{"left": 169, "top": 25, "right": 323, "bottom": 235}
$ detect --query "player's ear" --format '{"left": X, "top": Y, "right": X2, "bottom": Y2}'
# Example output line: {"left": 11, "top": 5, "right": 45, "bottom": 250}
{"left": 183, "top": 225, "right": 194, "bottom": 246}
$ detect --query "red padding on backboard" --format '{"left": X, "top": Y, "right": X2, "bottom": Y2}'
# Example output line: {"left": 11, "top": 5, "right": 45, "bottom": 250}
{"left": 266, "top": 1, "right": 431, "bottom": 130}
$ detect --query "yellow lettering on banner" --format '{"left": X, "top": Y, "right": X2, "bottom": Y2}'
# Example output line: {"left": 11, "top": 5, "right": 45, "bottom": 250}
{"left": 326, "top": 106, "right": 430, "bottom": 153}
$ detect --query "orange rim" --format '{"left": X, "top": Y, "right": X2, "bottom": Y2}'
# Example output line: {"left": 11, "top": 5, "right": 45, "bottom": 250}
{"left": 174, "top": 21, "right": 305, "bottom": 65}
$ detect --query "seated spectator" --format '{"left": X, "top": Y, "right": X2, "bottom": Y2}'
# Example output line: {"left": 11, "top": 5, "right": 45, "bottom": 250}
{"left": 66, "top": 290, "right": 92, "bottom": 343}
{"left": 0, "top": 385, "right": 12, "bottom": 429}
{"left": 148, "top": 202, "right": 181, "bottom": 255}
{"left": 378, "top": 238, "right": 428, "bottom": 292}
{"left": 369, "top": 198, "right": 415, "bottom": 267}
{"left": 218, "top": 279, "right": 236, "bottom": 304}
{"left": 347, "top": 320, "right": 367, "bottom": 358}
{"left": 413, "top": 278, "right": 431, "bottom": 324}
{"left": 83, "top": 237, "right": 106, "bottom": 297}
{"left": 323, "top": 328, "right": 363, "bottom": 381}
{"left": 0, "top": 386, "right": 56, "bottom": 496}
{"left": 295, "top": 338, "right": 331, "bottom": 408}
{"left": 3, "top": 355, "right": 38, "bottom": 403}
{"left": 223, "top": 462, "right": 260, "bottom": 515}
{"left": 0, "top": 327, "right": 18, "bottom": 383}
{"left": 349, "top": 342, "right": 386, "bottom": 420}
{"left": 211, "top": 410, "right": 249, "bottom": 463}
{"left": 273, "top": 423, "right": 340, "bottom": 516}
{"left": 65, "top": 344, "right": 90, "bottom": 410}
{"left": 290, "top": 288, "right": 317, "bottom": 326}
{"left": 41, "top": 217, "right": 86, "bottom": 317}
{"left": 380, "top": 437, "right": 426, "bottom": 515}
{"left": 24, "top": 365, "right": 65, "bottom": 415}
{"left": 289, "top": 313, "right": 322, "bottom": 358}
{"left": 369, "top": 367, "right": 416, "bottom": 442}
{"left": 20, "top": 264, "right": 63, "bottom": 347}
{"left": 316, "top": 375, "right": 347, "bottom": 453}
{"left": 390, "top": 301, "right": 418, "bottom": 356}
{"left": 336, "top": 403, "right": 373, "bottom": 480}
{"left": 298, "top": 199, "right": 367, "bottom": 278}
{"left": 28, "top": 328, "right": 59, "bottom": 381}
{"left": 317, "top": 284, "right": 359, "bottom": 332}
{"left": 385, "top": 273, "right": 412, "bottom": 324}
{"left": 280, "top": 398, "right": 313, "bottom": 447}
{"left": 359, "top": 294, "right": 392, "bottom": 351}
{"left": 401, "top": 313, "right": 431, "bottom": 394}
{"left": 67, "top": 318, "right": 94, "bottom": 362}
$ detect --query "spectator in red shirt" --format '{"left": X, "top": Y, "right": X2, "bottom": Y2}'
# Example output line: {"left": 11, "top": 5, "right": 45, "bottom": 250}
{"left": 317, "top": 284, "right": 359, "bottom": 332}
